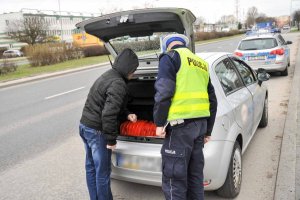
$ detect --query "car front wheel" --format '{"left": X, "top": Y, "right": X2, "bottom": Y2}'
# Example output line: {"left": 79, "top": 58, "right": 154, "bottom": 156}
{"left": 259, "top": 97, "right": 268, "bottom": 128}
{"left": 217, "top": 141, "right": 242, "bottom": 198}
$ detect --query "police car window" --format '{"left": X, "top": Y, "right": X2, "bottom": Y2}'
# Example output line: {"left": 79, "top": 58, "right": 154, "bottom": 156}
{"left": 231, "top": 58, "right": 256, "bottom": 86}
{"left": 215, "top": 58, "right": 244, "bottom": 95}
{"left": 238, "top": 38, "right": 278, "bottom": 50}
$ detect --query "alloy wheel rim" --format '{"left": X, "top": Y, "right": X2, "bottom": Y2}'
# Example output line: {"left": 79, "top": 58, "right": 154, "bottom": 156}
{"left": 232, "top": 148, "right": 242, "bottom": 190}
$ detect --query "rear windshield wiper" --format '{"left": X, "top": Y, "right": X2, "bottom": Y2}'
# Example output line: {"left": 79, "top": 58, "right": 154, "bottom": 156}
{"left": 242, "top": 48, "right": 258, "bottom": 50}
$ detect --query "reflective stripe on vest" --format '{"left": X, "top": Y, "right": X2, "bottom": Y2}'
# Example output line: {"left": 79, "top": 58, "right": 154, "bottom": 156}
{"left": 167, "top": 48, "right": 210, "bottom": 121}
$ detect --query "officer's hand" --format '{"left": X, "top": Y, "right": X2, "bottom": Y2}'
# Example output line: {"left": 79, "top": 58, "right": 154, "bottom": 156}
{"left": 204, "top": 136, "right": 211, "bottom": 144}
{"left": 156, "top": 127, "right": 166, "bottom": 138}
{"left": 106, "top": 144, "right": 116, "bottom": 150}
{"left": 127, "top": 114, "right": 137, "bottom": 122}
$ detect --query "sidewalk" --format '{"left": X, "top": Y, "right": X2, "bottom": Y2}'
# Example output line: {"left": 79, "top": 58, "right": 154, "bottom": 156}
{"left": 274, "top": 36, "right": 300, "bottom": 200}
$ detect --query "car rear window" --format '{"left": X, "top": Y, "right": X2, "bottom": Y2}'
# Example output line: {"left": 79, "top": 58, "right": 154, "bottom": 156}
{"left": 238, "top": 38, "right": 278, "bottom": 50}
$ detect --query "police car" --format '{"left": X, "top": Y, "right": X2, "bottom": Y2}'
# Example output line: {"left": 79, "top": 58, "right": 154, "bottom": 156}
{"left": 234, "top": 32, "right": 292, "bottom": 76}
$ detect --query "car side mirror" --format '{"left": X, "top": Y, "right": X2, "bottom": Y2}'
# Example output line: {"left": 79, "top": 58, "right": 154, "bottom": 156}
{"left": 285, "top": 41, "right": 292, "bottom": 45}
{"left": 257, "top": 68, "right": 270, "bottom": 86}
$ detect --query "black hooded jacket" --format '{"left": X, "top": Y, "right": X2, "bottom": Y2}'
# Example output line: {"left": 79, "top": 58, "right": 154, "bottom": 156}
{"left": 80, "top": 48, "right": 139, "bottom": 145}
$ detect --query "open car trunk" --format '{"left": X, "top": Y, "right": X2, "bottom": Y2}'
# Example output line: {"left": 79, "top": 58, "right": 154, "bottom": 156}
{"left": 118, "top": 77, "right": 164, "bottom": 143}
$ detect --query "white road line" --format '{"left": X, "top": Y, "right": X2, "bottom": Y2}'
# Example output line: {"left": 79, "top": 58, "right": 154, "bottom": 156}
{"left": 45, "top": 87, "right": 85, "bottom": 100}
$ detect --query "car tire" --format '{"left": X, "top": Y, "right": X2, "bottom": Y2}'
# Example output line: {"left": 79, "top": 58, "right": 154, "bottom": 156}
{"left": 216, "top": 141, "right": 242, "bottom": 198}
{"left": 281, "top": 66, "right": 288, "bottom": 76}
{"left": 259, "top": 97, "right": 268, "bottom": 128}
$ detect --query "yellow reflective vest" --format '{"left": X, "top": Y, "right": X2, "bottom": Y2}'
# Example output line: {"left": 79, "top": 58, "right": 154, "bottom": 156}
{"left": 167, "top": 48, "right": 211, "bottom": 121}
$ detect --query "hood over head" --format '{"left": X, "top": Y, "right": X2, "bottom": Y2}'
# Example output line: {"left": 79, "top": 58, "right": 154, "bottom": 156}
{"left": 112, "top": 48, "right": 139, "bottom": 79}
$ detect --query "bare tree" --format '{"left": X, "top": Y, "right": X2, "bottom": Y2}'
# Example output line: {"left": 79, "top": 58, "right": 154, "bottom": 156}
{"left": 219, "top": 15, "right": 237, "bottom": 24}
{"left": 255, "top": 14, "right": 275, "bottom": 24}
{"left": 7, "top": 16, "right": 48, "bottom": 45}
{"left": 246, "top": 7, "right": 259, "bottom": 28}
{"left": 194, "top": 16, "right": 205, "bottom": 31}
{"left": 293, "top": 9, "right": 300, "bottom": 30}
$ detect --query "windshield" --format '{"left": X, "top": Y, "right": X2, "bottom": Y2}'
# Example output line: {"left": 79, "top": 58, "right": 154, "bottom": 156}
{"left": 238, "top": 38, "right": 278, "bottom": 50}
{"left": 109, "top": 32, "right": 174, "bottom": 59}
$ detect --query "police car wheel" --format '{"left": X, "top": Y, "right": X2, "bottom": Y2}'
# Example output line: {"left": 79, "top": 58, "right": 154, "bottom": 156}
{"left": 217, "top": 141, "right": 242, "bottom": 198}
{"left": 259, "top": 96, "right": 268, "bottom": 128}
{"left": 281, "top": 66, "right": 288, "bottom": 76}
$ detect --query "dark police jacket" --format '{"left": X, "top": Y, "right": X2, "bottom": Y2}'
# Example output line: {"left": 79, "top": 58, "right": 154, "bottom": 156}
{"left": 153, "top": 45, "right": 218, "bottom": 136}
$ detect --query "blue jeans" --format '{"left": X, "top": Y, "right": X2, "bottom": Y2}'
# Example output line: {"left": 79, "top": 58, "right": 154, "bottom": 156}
{"left": 79, "top": 124, "right": 113, "bottom": 200}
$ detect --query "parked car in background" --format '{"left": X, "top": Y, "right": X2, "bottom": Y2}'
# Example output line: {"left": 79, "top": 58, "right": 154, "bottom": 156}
{"left": 77, "top": 7, "right": 270, "bottom": 198}
{"left": 3, "top": 49, "right": 23, "bottom": 58}
{"left": 234, "top": 33, "right": 292, "bottom": 76}
{"left": 282, "top": 25, "right": 290, "bottom": 30}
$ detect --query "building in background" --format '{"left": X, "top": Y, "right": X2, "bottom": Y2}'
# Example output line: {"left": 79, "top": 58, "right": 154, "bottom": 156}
{"left": 0, "top": 8, "right": 100, "bottom": 49}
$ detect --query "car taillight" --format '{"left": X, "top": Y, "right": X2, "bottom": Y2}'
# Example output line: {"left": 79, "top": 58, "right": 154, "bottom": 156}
{"left": 234, "top": 52, "right": 243, "bottom": 57}
{"left": 270, "top": 48, "right": 284, "bottom": 55}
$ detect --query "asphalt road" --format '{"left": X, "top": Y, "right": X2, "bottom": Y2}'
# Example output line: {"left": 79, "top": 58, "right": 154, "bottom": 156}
{"left": 0, "top": 32, "right": 299, "bottom": 200}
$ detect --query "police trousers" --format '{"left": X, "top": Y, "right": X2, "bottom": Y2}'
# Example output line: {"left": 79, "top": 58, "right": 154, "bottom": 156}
{"left": 161, "top": 119, "right": 207, "bottom": 200}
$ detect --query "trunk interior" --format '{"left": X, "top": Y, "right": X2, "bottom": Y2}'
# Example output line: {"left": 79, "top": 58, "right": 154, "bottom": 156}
{"left": 118, "top": 78, "right": 163, "bottom": 143}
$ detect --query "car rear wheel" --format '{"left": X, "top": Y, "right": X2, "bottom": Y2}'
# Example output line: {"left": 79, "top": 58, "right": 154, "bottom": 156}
{"left": 217, "top": 141, "right": 242, "bottom": 198}
{"left": 281, "top": 66, "right": 288, "bottom": 76}
{"left": 259, "top": 97, "right": 268, "bottom": 128}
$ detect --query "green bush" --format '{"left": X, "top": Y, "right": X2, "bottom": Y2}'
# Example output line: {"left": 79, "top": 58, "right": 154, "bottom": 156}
{"left": 25, "top": 43, "right": 83, "bottom": 67}
{"left": 0, "top": 47, "right": 8, "bottom": 59}
{"left": 0, "top": 59, "right": 18, "bottom": 75}
{"left": 194, "top": 30, "right": 242, "bottom": 41}
{"left": 81, "top": 45, "right": 109, "bottom": 57}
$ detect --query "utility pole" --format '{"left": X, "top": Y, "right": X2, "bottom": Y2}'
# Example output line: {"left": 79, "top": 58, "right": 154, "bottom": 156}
{"left": 235, "top": 0, "right": 240, "bottom": 22}
{"left": 58, "top": 0, "right": 63, "bottom": 41}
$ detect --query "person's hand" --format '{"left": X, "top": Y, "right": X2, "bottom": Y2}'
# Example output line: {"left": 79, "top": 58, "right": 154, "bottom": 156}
{"left": 204, "top": 136, "right": 211, "bottom": 144}
{"left": 127, "top": 114, "right": 137, "bottom": 122}
{"left": 106, "top": 144, "right": 116, "bottom": 150}
{"left": 156, "top": 127, "right": 166, "bottom": 138}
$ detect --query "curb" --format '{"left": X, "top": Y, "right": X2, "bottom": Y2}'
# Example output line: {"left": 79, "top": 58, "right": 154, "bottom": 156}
{"left": 274, "top": 36, "right": 300, "bottom": 199}
{"left": 0, "top": 62, "right": 110, "bottom": 89}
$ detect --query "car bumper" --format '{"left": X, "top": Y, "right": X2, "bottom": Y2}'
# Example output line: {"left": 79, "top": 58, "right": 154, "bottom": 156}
{"left": 245, "top": 60, "right": 287, "bottom": 72}
{"left": 111, "top": 140, "right": 234, "bottom": 190}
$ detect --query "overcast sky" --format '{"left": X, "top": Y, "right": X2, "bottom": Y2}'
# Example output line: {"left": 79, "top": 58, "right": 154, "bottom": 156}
{"left": 1, "top": 0, "right": 299, "bottom": 23}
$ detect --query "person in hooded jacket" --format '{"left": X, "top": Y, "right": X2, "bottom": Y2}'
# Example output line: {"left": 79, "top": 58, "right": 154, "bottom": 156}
{"left": 79, "top": 48, "right": 139, "bottom": 200}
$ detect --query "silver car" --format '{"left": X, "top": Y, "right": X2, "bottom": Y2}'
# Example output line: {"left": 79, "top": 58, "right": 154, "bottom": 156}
{"left": 76, "top": 8, "right": 269, "bottom": 198}
{"left": 234, "top": 33, "right": 292, "bottom": 76}
{"left": 3, "top": 49, "right": 23, "bottom": 57}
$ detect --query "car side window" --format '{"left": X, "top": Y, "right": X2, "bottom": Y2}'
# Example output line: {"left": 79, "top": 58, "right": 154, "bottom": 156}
{"left": 231, "top": 58, "right": 256, "bottom": 86}
{"left": 215, "top": 58, "right": 244, "bottom": 95}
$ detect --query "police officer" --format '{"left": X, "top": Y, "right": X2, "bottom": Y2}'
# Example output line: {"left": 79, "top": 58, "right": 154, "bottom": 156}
{"left": 154, "top": 34, "right": 218, "bottom": 200}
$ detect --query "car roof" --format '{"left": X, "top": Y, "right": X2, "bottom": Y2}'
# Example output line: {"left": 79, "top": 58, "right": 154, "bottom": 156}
{"left": 242, "top": 33, "right": 278, "bottom": 41}
{"left": 196, "top": 52, "right": 230, "bottom": 66}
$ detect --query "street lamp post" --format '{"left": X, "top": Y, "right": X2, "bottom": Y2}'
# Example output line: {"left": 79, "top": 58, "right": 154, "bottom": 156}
{"left": 58, "top": 0, "right": 63, "bottom": 41}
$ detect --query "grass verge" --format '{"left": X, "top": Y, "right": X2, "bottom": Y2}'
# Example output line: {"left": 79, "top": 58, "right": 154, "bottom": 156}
{"left": 0, "top": 55, "right": 110, "bottom": 82}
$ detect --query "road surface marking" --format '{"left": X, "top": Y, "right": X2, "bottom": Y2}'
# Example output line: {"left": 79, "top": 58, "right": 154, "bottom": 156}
{"left": 45, "top": 87, "right": 85, "bottom": 100}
